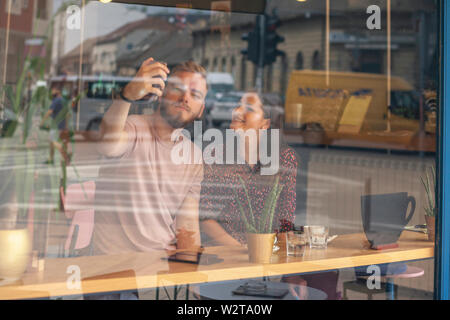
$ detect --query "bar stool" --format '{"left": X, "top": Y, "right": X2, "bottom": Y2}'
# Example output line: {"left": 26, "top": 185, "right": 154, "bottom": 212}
{"left": 343, "top": 265, "right": 424, "bottom": 300}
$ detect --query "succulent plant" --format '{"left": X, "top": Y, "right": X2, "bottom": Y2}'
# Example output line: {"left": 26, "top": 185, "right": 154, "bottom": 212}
{"left": 421, "top": 165, "right": 436, "bottom": 217}
{"left": 234, "top": 175, "right": 283, "bottom": 234}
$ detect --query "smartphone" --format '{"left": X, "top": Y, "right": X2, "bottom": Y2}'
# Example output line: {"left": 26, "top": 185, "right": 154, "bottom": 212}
{"left": 139, "top": 75, "right": 167, "bottom": 102}
{"left": 164, "top": 251, "right": 223, "bottom": 265}
{"left": 140, "top": 61, "right": 168, "bottom": 102}
{"left": 168, "top": 251, "right": 201, "bottom": 264}
{"left": 232, "top": 285, "right": 288, "bottom": 299}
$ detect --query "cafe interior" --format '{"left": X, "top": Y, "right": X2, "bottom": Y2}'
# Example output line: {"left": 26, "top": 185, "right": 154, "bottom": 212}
{"left": 0, "top": 0, "right": 445, "bottom": 300}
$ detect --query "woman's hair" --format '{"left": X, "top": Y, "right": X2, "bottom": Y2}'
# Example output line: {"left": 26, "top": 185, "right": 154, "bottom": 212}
{"left": 245, "top": 89, "right": 288, "bottom": 149}
{"left": 244, "top": 89, "right": 281, "bottom": 129}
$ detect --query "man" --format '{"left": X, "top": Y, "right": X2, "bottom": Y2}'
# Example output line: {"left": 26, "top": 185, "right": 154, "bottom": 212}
{"left": 42, "top": 87, "right": 67, "bottom": 164}
{"left": 93, "top": 58, "right": 207, "bottom": 256}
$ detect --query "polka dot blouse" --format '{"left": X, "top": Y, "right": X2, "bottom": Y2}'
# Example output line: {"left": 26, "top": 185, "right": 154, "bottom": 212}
{"left": 200, "top": 146, "right": 298, "bottom": 244}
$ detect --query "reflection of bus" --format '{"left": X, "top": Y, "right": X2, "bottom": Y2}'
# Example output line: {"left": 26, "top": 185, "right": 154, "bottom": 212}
{"left": 50, "top": 75, "right": 134, "bottom": 132}
{"left": 284, "top": 70, "right": 435, "bottom": 152}
{"left": 51, "top": 75, "right": 133, "bottom": 98}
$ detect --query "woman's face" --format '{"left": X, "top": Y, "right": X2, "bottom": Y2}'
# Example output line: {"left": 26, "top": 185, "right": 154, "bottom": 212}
{"left": 230, "top": 93, "right": 270, "bottom": 132}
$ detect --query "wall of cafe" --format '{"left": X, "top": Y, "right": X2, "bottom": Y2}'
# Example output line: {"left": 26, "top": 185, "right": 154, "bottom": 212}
{"left": 302, "top": 146, "right": 435, "bottom": 293}
{"left": 303, "top": 148, "right": 434, "bottom": 233}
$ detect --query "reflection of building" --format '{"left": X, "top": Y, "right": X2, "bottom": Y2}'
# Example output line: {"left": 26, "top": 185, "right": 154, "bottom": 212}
{"left": 115, "top": 26, "right": 193, "bottom": 76}
{"left": 56, "top": 16, "right": 198, "bottom": 77}
{"left": 50, "top": 1, "right": 150, "bottom": 76}
{"left": 191, "top": 0, "right": 437, "bottom": 94}
{"left": 94, "top": 17, "right": 180, "bottom": 76}
{"left": 57, "top": 37, "right": 99, "bottom": 75}
{"left": 91, "top": 17, "right": 175, "bottom": 76}
{"left": 0, "top": 0, "right": 53, "bottom": 84}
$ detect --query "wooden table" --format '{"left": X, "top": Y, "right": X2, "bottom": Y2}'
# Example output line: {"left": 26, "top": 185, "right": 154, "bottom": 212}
{"left": 0, "top": 232, "right": 434, "bottom": 300}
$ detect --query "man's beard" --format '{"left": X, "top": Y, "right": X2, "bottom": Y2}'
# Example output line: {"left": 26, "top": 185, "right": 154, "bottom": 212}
{"left": 159, "top": 99, "right": 196, "bottom": 129}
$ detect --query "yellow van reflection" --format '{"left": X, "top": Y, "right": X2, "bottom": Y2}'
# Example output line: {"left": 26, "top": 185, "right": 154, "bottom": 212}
{"left": 284, "top": 70, "right": 436, "bottom": 152}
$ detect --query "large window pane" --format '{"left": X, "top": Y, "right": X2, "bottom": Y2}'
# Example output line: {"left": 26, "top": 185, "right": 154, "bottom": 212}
{"left": 0, "top": 0, "right": 438, "bottom": 301}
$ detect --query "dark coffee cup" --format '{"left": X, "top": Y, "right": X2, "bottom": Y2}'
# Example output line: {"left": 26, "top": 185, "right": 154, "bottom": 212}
{"left": 361, "top": 192, "right": 416, "bottom": 248}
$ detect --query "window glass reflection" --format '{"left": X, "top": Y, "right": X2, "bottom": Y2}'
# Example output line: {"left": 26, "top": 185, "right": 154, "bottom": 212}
{"left": 0, "top": 0, "right": 439, "bottom": 301}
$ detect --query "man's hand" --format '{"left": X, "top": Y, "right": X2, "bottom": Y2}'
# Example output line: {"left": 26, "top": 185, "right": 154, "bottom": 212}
{"left": 121, "top": 57, "right": 170, "bottom": 101}
{"left": 40, "top": 109, "right": 53, "bottom": 128}
{"left": 176, "top": 228, "right": 202, "bottom": 251}
{"left": 98, "top": 57, "right": 170, "bottom": 157}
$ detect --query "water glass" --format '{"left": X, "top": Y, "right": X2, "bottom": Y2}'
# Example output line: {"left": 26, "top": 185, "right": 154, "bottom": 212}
{"left": 286, "top": 231, "right": 307, "bottom": 257}
{"left": 308, "top": 226, "right": 329, "bottom": 249}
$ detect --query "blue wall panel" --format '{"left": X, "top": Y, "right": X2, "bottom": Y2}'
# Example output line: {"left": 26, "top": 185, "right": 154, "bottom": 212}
{"left": 436, "top": 0, "right": 450, "bottom": 301}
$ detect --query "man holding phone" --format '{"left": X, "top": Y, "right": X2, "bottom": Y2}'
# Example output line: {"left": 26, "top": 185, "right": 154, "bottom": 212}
{"left": 93, "top": 58, "right": 207, "bottom": 256}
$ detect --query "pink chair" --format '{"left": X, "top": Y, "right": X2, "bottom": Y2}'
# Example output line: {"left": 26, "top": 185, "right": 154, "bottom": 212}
{"left": 60, "top": 181, "right": 96, "bottom": 257}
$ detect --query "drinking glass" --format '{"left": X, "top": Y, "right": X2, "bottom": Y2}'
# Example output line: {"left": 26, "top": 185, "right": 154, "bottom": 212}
{"left": 308, "top": 226, "right": 329, "bottom": 249}
{"left": 286, "top": 231, "right": 307, "bottom": 257}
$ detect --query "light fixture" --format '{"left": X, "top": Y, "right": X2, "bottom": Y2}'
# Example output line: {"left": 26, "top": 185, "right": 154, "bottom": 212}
{"left": 99, "top": 0, "right": 113, "bottom": 3}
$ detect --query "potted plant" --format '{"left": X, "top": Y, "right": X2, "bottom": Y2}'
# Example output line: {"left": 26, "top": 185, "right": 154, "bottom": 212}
{"left": 234, "top": 175, "right": 283, "bottom": 263}
{"left": 421, "top": 166, "right": 436, "bottom": 241}
{"left": 0, "top": 54, "right": 80, "bottom": 283}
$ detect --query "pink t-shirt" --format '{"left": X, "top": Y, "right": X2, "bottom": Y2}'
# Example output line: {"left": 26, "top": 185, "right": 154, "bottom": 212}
{"left": 93, "top": 115, "right": 203, "bottom": 255}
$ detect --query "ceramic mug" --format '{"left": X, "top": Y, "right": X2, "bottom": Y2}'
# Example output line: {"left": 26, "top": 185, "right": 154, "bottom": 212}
{"left": 361, "top": 192, "right": 416, "bottom": 248}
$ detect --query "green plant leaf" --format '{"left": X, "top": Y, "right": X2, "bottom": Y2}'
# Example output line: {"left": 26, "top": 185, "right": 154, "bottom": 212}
{"left": 4, "top": 85, "right": 18, "bottom": 114}
{"left": 431, "top": 166, "right": 436, "bottom": 186}
{"left": 427, "top": 167, "right": 435, "bottom": 212}
{"left": 260, "top": 176, "right": 279, "bottom": 233}
{"left": 421, "top": 166, "right": 436, "bottom": 217}
{"left": 14, "top": 58, "right": 29, "bottom": 115}
{"left": 48, "top": 162, "right": 61, "bottom": 221}
{"left": 237, "top": 175, "right": 255, "bottom": 229}
{"left": 22, "top": 92, "right": 38, "bottom": 144}
{"left": 13, "top": 150, "right": 25, "bottom": 218}
{"left": 430, "top": 166, "right": 436, "bottom": 217}
{"left": 268, "top": 185, "right": 283, "bottom": 233}
{"left": 14, "top": 148, "right": 34, "bottom": 219}
{"left": 421, "top": 176, "right": 432, "bottom": 212}
{"left": 233, "top": 188, "right": 256, "bottom": 233}
{"left": 0, "top": 170, "right": 15, "bottom": 202}
{"left": 70, "top": 160, "right": 88, "bottom": 201}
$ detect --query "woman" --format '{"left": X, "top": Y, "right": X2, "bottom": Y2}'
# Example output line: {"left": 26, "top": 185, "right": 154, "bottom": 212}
{"left": 198, "top": 91, "right": 307, "bottom": 298}
{"left": 199, "top": 91, "right": 297, "bottom": 246}
{"left": 199, "top": 92, "right": 340, "bottom": 300}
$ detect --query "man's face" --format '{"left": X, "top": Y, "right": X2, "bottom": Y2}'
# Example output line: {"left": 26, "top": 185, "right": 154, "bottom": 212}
{"left": 159, "top": 71, "right": 207, "bottom": 129}
{"left": 51, "top": 88, "right": 61, "bottom": 98}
